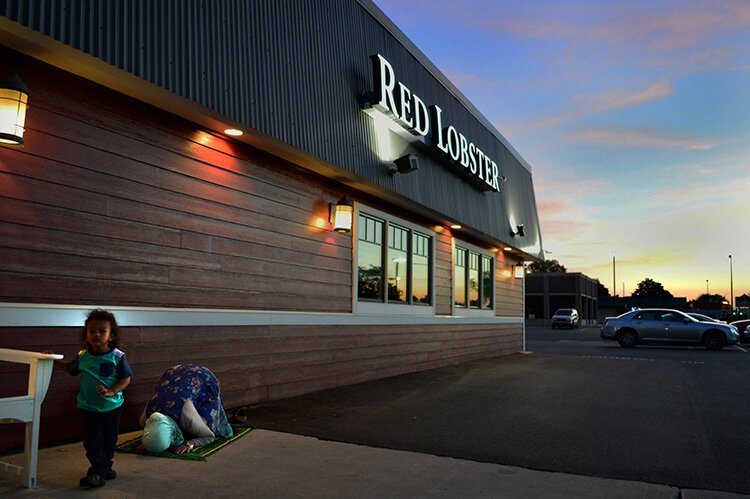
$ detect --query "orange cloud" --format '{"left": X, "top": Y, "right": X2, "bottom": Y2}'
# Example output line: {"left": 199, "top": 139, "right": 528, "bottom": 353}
{"left": 537, "top": 199, "right": 571, "bottom": 217}
{"left": 534, "top": 80, "right": 672, "bottom": 129}
{"left": 569, "top": 126, "right": 715, "bottom": 150}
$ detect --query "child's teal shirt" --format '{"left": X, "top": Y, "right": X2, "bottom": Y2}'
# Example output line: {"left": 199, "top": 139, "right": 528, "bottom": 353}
{"left": 68, "top": 347, "right": 133, "bottom": 413}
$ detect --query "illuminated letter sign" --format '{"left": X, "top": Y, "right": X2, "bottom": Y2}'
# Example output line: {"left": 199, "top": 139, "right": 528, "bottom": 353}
{"left": 369, "top": 54, "right": 501, "bottom": 192}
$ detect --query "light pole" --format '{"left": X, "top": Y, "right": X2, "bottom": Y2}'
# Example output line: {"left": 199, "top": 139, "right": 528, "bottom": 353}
{"left": 612, "top": 255, "right": 616, "bottom": 297}
{"left": 706, "top": 280, "right": 709, "bottom": 294}
{"left": 729, "top": 255, "right": 734, "bottom": 313}
{"left": 515, "top": 262, "right": 530, "bottom": 354}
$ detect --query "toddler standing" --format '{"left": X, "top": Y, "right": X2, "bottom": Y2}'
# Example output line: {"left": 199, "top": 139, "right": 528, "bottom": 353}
{"left": 52, "top": 309, "right": 133, "bottom": 488}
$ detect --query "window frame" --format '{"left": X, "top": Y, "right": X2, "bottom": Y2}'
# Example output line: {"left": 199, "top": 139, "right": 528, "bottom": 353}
{"left": 453, "top": 239, "right": 495, "bottom": 317}
{"left": 354, "top": 205, "right": 436, "bottom": 316}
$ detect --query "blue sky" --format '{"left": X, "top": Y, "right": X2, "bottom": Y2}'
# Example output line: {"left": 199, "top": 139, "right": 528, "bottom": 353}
{"left": 373, "top": 0, "right": 750, "bottom": 300}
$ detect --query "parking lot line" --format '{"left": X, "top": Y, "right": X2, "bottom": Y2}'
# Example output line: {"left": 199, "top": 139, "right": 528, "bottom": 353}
{"left": 733, "top": 345, "right": 748, "bottom": 353}
{"left": 582, "top": 355, "right": 653, "bottom": 362}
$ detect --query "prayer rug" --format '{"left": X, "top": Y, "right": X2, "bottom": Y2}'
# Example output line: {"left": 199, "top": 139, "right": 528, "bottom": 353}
{"left": 115, "top": 425, "right": 253, "bottom": 462}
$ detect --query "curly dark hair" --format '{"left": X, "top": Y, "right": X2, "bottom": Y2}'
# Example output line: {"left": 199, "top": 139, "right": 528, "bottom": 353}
{"left": 80, "top": 309, "right": 120, "bottom": 348}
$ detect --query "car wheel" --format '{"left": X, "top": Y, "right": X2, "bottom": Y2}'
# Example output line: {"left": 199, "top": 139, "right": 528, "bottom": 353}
{"left": 617, "top": 329, "right": 638, "bottom": 348}
{"left": 551, "top": 325, "right": 556, "bottom": 330}
{"left": 703, "top": 331, "right": 725, "bottom": 351}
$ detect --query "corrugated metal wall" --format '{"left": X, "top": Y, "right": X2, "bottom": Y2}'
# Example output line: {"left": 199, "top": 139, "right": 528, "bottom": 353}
{"left": 1, "top": 0, "right": 542, "bottom": 256}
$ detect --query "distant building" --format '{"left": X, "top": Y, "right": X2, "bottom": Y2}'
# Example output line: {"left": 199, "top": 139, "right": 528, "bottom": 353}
{"left": 598, "top": 296, "right": 689, "bottom": 322}
{"left": 525, "top": 273, "right": 598, "bottom": 325}
{"left": 690, "top": 297, "right": 730, "bottom": 319}
{"left": 736, "top": 294, "right": 750, "bottom": 309}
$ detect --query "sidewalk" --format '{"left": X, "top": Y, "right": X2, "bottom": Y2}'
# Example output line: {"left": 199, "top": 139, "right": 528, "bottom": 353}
{"left": 1, "top": 429, "right": 746, "bottom": 498}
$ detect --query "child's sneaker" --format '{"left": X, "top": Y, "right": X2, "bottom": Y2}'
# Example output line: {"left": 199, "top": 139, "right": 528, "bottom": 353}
{"left": 79, "top": 473, "right": 106, "bottom": 488}
{"left": 106, "top": 469, "right": 117, "bottom": 480}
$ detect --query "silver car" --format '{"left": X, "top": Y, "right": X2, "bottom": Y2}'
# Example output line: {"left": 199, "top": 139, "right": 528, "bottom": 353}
{"left": 600, "top": 308, "right": 739, "bottom": 350}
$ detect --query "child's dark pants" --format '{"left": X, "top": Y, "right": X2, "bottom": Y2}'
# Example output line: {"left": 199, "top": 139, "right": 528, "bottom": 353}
{"left": 80, "top": 406, "right": 123, "bottom": 477}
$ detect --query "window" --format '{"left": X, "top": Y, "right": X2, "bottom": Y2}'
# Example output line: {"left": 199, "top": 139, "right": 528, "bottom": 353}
{"left": 469, "top": 252, "right": 480, "bottom": 308}
{"left": 357, "top": 212, "right": 432, "bottom": 306}
{"left": 482, "top": 256, "right": 493, "bottom": 309}
{"left": 357, "top": 214, "right": 383, "bottom": 301}
{"left": 661, "top": 312, "right": 684, "bottom": 322}
{"left": 454, "top": 247, "right": 467, "bottom": 308}
{"left": 412, "top": 232, "right": 430, "bottom": 304}
{"left": 387, "top": 224, "right": 408, "bottom": 302}
{"left": 454, "top": 245, "right": 494, "bottom": 310}
{"left": 634, "top": 311, "right": 660, "bottom": 321}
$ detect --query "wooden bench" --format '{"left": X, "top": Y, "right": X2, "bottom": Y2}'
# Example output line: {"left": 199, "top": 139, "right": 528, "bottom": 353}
{"left": 0, "top": 348, "right": 63, "bottom": 488}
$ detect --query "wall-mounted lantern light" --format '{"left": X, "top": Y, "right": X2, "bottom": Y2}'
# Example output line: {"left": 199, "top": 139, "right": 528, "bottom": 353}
{"left": 510, "top": 224, "right": 525, "bottom": 238}
{"left": 330, "top": 196, "right": 353, "bottom": 233}
{"left": 0, "top": 73, "right": 29, "bottom": 147}
{"left": 514, "top": 262, "right": 526, "bottom": 279}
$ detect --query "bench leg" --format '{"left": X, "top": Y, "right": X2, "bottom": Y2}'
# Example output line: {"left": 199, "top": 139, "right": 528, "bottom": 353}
{"left": 23, "top": 416, "right": 40, "bottom": 488}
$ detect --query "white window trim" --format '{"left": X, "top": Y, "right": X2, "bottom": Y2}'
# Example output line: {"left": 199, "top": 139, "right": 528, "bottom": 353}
{"left": 0, "top": 302, "right": 522, "bottom": 327}
{"left": 452, "top": 238, "right": 495, "bottom": 318}
{"left": 353, "top": 204, "right": 436, "bottom": 316}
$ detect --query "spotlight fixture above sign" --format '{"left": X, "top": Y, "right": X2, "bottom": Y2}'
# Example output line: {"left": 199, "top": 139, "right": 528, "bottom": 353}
{"left": 510, "top": 224, "right": 525, "bottom": 238}
{"left": 389, "top": 154, "right": 419, "bottom": 175}
{"left": 224, "top": 128, "right": 243, "bottom": 137}
{"left": 0, "top": 72, "right": 29, "bottom": 146}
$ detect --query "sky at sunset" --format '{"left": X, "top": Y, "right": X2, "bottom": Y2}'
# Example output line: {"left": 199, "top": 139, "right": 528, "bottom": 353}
{"left": 373, "top": 0, "right": 750, "bottom": 302}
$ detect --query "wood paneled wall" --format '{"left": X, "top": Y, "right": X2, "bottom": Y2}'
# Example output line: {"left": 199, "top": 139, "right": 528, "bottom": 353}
{"left": 496, "top": 251, "right": 523, "bottom": 317}
{"left": 0, "top": 321, "right": 522, "bottom": 449}
{"left": 434, "top": 230, "right": 453, "bottom": 315}
{"left": 0, "top": 50, "right": 352, "bottom": 312}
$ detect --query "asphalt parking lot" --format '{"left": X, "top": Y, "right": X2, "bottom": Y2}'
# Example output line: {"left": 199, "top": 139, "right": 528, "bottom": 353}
{"left": 243, "top": 326, "right": 750, "bottom": 494}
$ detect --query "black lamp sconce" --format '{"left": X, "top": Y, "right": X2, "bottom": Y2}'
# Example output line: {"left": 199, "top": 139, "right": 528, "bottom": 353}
{"left": 329, "top": 196, "right": 353, "bottom": 233}
{"left": 510, "top": 224, "right": 525, "bottom": 237}
{"left": 389, "top": 154, "right": 419, "bottom": 175}
{"left": 0, "top": 72, "right": 30, "bottom": 147}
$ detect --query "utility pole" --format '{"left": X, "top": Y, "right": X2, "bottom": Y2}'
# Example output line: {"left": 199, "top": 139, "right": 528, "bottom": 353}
{"left": 706, "top": 280, "right": 709, "bottom": 294}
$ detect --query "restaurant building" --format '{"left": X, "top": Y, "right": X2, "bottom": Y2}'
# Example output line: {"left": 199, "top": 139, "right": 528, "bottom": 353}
{"left": 0, "top": 0, "right": 543, "bottom": 449}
